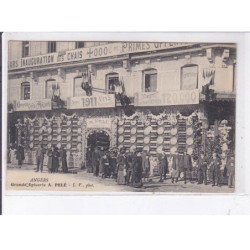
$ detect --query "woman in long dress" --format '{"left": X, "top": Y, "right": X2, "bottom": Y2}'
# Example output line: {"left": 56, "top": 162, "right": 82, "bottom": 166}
{"left": 117, "top": 149, "right": 126, "bottom": 185}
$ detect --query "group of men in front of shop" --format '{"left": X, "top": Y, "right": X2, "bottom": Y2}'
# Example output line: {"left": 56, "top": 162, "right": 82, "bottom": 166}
{"left": 86, "top": 146, "right": 235, "bottom": 189}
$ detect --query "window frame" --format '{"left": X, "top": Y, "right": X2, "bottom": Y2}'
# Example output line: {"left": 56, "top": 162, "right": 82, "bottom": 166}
{"left": 142, "top": 68, "right": 157, "bottom": 93}
{"left": 47, "top": 41, "right": 57, "bottom": 53}
{"left": 22, "top": 41, "right": 30, "bottom": 57}
{"left": 73, "top": 76, "right": 86, "bottom": 97}
{"left": 105, "top": 73, "right": 119, "bottom": 94}
{"left": 180, "top": 64, "right": 199, "bottom": 90}
{"left": 45, "top": 79, "right": 56, "bottom": 99}
{"left": 75, "top": 41, "right": 85, "bottom": 49}
{"left": 21, "top": 81, "right": 31, "bottom": 100}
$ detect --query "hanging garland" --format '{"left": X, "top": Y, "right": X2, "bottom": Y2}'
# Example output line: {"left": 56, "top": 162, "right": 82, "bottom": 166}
{"left": 60, "top": 113, "right": 77, "bottom": 120}
{"left": 26, "top": 115, "right": 37, "bottom": 123}
{"left": 44, "top": 114, "right": 55, "bottom": 122}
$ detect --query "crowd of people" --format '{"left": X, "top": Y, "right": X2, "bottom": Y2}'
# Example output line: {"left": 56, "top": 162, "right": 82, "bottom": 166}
{"left": 86, "top": 146, "right": 235, "bottom": 189}
{"left": 8, "top": 143, "right": 235, "bottom": 189}
{"left": 8, "top": 143, "right": 69, "bottom": 174}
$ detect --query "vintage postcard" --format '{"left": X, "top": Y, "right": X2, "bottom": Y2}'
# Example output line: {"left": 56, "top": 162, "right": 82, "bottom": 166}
{"left": 4, "top": 36, "right": 236, "bottom": 193}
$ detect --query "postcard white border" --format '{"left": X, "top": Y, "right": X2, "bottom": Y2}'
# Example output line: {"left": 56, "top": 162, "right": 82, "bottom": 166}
{"left": 2, "top": 32, "right": 249, "bottom": 214}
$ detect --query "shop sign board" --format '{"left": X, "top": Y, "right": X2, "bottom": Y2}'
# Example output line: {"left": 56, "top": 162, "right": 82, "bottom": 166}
{"left": 8, "top": 42, "right": 194, "bottom": 70}
{"left": 13, "top": 99, "right": 52, "bottom": 111}
{"left": 134, "top": 89, "right": 200, "bottom": 107}
{"left": 67, "top": 94, "right": 115, "bottom": 109}
{"left": 86, "top": 118, "right": 112, "bottom": 129}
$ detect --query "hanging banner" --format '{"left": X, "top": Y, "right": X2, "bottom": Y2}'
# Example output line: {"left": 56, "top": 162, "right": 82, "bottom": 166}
{"left": 8, "top": 42, "right": 194, "bottom": 70}
{"left": 67, "top": 94, "right": 115, "bottom": 109}
{"left": 134, "top": 89, "right": 200, "bottom": 107}
{"left": 86, "top": 118, "right": 112, "bottom": 129}
{"left": 13, "top": 99, "right": 52, "bottom": 111}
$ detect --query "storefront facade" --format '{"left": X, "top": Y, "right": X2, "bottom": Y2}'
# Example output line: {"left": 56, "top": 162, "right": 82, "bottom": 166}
{"left": 7, "top": 41, "right": 236, "bottom": 167}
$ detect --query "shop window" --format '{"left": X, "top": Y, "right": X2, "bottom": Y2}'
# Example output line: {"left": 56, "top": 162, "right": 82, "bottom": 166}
{"left": 22, "top": 41, "right": 30, "bottom": 57}
{"left": 143, "top": 69, "right": 157, "bottom": 92}
{"left": 45, "top": 79, "right": 56, "bottom": 99}
{"left": 106, "top": 73, "right": 119, "bottom": 93}
{"left": 48, "top": 41, "right": 57, "bottom": 53}
{"left": 74, "top": 77, "right": 85, "bottom": 97}
{"left": 21, "top": 82, "right": 30, "bottom": 100}
{"left": 181, "top": 64, "right": 198, "bottom": 90}
{"left": 75, "top": 42, "right": 85, "bottom": 49}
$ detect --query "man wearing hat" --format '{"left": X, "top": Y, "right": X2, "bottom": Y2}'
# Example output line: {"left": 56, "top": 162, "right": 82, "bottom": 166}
{"left": 183, "top": 151, "right": 192, "bottom": 184}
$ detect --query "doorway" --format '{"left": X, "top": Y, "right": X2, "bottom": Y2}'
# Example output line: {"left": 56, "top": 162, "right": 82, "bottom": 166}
{"left": 86, "top": 130, "right": 110, "bottom": 171}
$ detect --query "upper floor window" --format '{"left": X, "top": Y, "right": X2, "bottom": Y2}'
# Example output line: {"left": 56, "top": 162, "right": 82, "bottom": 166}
{"left": 21, "top": 82, "right": 30, "bottom": 100}
{"left": 181, "top": 64, "right": 198, "bottom": 90}
{"left": 75, "top": 42, "right": 85, "bottom": 49}
{"left": 45, "top": 79, "right": 56, "bottom": 99}
{"left": 106, "top": 73, "right": 119, "bottom": 93}
{"left": 143, "top": 69, "right": 157, "bottom": 92}
{"left": 22, "top": 41, "right": 30, "bottom": 57}
{"left": 74, "top": 77, "right": 85, "bottom": 97}
{"left": 48, "top": 41, "right": 57, "bottom": 53}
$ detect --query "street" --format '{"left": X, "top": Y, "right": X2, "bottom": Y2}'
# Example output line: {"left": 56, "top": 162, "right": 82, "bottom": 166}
{"left": 6, "top": 164, "right": 233, "bottom": 193}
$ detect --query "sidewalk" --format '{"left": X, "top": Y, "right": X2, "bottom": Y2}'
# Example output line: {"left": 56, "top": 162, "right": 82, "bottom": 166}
{"left": 6, "top": 164, "right": 234, "bottom": 193}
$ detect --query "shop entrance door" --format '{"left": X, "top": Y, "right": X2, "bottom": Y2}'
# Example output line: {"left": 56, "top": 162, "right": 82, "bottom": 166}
{"left": 86, "top": 130, "right": 110, "bottom": 171}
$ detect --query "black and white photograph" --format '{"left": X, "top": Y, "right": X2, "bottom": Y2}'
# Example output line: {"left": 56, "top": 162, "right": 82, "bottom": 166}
{"left": 5, "top": 39, "right": 236, "bottom": 193}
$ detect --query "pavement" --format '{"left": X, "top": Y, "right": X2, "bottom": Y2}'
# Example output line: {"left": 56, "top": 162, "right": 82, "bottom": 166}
{"left": 6, "top": 164, "right": 234, "bottom": 193}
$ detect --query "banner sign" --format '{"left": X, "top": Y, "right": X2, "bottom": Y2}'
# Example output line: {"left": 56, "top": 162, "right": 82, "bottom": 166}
{"left": 86, "top": 118, "right": 112, "bottom": 129}
{"left": 67, "top": 94, "right": 115, "bottom": 109}
{"left": 8, "top": 42, "right": 194, "bottom": 70}
{"left": 134, "top": 89, "right": 200, "bottom": 107}
{"left": 14, "top": 99, "right": 52, "bottom": 111}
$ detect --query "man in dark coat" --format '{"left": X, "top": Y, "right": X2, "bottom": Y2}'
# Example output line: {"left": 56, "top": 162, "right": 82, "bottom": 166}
{"left": 163, "top": 152, "right": 169, "bottom": 180}
{"left": 16, "top": 144, "right": 25, "bottom": 167}
{"left": 132, "top": 151, "right": 143, "bottom": 188}
{"left": 60, "top": 147, "right": 68, "bottom": 173}
{"left": 210, "top": 153, "right": 221, "bottom": 187}
{"left": 109, "top": 150, "right": 117, "bottom": 179}
{"left": 52, "top": 146, "right": 60, "bottom": 173}
{"left": 197, "top": 152, "right": 207, "bottom": 185}
{"left": 183, "top": 151, "right": 192, "bottom": 184}
{"left": 158, "top": 154, "right": 167, "bottom": 182}
{"left": 92, "top": 147, "right": 101, "bottom": 177}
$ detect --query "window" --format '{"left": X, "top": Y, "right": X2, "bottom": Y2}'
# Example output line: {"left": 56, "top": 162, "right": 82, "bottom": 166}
{"left": 181, "top": 65, "right": 198, "bottom": 90}
{"left": 22, "top": 41, "right": 30, "bottom": 57}
{"left": 48, "top": 41, "right": 57, "bottom": 53}
{"left": 45, "top": 79, "right": 56, "bottom": 99}
{"left": 143, "top": 69, "right": 157, "bottom": 92}
{"left": 21, "top": 82, "right": 30, "bottom": 100}
{"left": 74, "top": 77, "right": 85, "bottom": 97}
{"left": 106, "top": 73, "right": 119, "bottom": 93}
{"left": 75, "top": 42, "right": 85, "bottom": 49}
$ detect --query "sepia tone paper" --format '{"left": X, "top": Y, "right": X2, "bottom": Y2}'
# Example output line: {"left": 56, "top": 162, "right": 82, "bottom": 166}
{"left": 5, "top": 39, "right": 236, "bottom": 193}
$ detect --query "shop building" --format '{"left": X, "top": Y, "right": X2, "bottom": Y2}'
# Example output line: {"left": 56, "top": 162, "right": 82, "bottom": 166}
{"left": 7, "top": 41, "right": 236, "bottom": 168}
